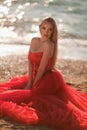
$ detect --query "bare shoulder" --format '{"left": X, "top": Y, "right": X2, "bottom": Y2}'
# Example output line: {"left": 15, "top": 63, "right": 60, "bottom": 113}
{"left": 30, "top": 37, "right": 38, "bottom": 51}
{"left": 44, "top": 39, "right": 54, "bottom": 50}
{"left": 30, "top": 37, "right": 39, "bottom": 49}
{"left": 31, "top": 37, "right": 39, "bottom": 44}
{"left": 43, "top": 40, "right": 54, "bottom": 57}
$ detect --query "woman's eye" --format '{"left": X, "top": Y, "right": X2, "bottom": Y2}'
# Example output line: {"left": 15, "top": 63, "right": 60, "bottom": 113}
{"left": 42, "top": 26, "right": 53, "bottom": 32}
{"left": 42, "top": 27, "right": 46, "bottom": 30}
{"left": 49, "top": 28, "right": 53, "bottom": 32}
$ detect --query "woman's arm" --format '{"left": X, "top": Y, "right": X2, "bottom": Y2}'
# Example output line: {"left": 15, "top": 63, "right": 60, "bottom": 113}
{"left": 33, "top": 41, "right": 53, "bottom": 86}
{"left": 25, "top": 59, "right": 33, "bottom": 89}
{"left": 25, "top": 39, "right": 34, "bottom": 89}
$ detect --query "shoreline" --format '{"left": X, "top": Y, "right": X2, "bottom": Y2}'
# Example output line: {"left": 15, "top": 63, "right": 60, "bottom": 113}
{"left": 0, "top": 55, "right": 87, "bottom": 130}
{"left": 0, "top": 38, "right": 87, "bottom": 60}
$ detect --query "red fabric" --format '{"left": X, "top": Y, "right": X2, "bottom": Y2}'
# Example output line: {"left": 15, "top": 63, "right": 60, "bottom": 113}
{"left": 0, "top": 52, "right": 87, "bottom": 130}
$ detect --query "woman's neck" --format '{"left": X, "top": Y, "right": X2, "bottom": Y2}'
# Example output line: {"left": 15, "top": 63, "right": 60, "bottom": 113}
{"left": 40, "top": 37, "right": 49, "bottom": 43}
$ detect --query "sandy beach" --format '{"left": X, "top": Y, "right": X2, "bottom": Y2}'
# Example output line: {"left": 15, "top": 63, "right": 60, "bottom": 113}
{"left": 0, "top": 55, "right": 87, "bottom": 130}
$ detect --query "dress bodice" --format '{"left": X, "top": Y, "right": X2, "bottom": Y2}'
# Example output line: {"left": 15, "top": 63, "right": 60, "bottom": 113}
{"left": 28, "top": 52, "right": 52, "bottom": 77}
{"left": 28, "top": 52, "right": 43, "bottom": 65}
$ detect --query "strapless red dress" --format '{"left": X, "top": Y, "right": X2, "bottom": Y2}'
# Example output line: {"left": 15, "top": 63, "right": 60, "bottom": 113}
{"left": 0, "top": 52, "right": 87, "bottom": 130}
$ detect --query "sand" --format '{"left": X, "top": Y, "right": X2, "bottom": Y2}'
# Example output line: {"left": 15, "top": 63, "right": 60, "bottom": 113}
{"left": 0, "top": 55, "right": 87, "bottom": 130}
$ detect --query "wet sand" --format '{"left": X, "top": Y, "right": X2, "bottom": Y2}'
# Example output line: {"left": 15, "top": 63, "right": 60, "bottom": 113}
{"left": 0, "top": 55, "right": 87, "bottom": 130}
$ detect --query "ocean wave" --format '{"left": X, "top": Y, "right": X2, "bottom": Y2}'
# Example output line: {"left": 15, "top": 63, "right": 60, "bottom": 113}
{"left": 0, "top": 0, "right": 87, "bottom": 40}
{"left": 0, "top": 38, "right": 87, "bottom": 60}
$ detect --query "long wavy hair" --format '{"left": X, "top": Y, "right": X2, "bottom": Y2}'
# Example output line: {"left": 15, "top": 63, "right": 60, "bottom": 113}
{"left": 39, "top": 17, "right": 58, "bottom": 68}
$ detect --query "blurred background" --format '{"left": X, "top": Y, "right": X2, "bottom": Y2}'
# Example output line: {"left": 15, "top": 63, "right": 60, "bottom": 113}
{"left": 0, "top": 0, "right": 87, "bottom": 59}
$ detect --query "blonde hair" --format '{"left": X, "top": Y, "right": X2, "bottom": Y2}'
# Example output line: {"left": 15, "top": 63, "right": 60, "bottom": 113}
{"left": 39, "top": 17, "right": 58, "bottom": 68}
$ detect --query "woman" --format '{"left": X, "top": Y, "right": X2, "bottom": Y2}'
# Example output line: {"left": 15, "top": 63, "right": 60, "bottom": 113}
{"left": 25, "top": 16, "right": 58, "bottom": 89}
{"left": 0, "top": 17, "right": 87, "bottom": 130}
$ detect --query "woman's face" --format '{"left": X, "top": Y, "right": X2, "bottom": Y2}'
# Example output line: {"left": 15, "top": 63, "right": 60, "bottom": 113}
{"left": 40, "top": 22, "right": 53, "bottom": 41}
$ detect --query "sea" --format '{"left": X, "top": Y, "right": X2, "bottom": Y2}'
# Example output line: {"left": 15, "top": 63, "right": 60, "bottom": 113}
{"left": 0, "top": 0, "right": 87, "bottom": 60}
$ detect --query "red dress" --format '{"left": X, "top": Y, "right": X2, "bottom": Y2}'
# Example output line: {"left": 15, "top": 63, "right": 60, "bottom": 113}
{"left": 0, "top": 52, "right": 87, "bottom": 130}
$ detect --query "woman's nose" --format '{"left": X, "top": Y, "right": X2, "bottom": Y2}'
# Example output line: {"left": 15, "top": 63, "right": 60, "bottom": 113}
{"left": 45, "top": 29, "right": 48, "bottom": 33}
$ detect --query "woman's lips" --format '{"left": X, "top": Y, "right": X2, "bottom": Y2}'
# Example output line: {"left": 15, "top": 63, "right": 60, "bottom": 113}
{"left": 44, "top": 34, "right": 48, "bottom": 37}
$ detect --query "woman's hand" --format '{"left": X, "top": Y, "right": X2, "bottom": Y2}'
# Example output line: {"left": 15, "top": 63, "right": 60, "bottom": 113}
{"left": 25, "top": 83, "right": 32, "bottom": 90}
